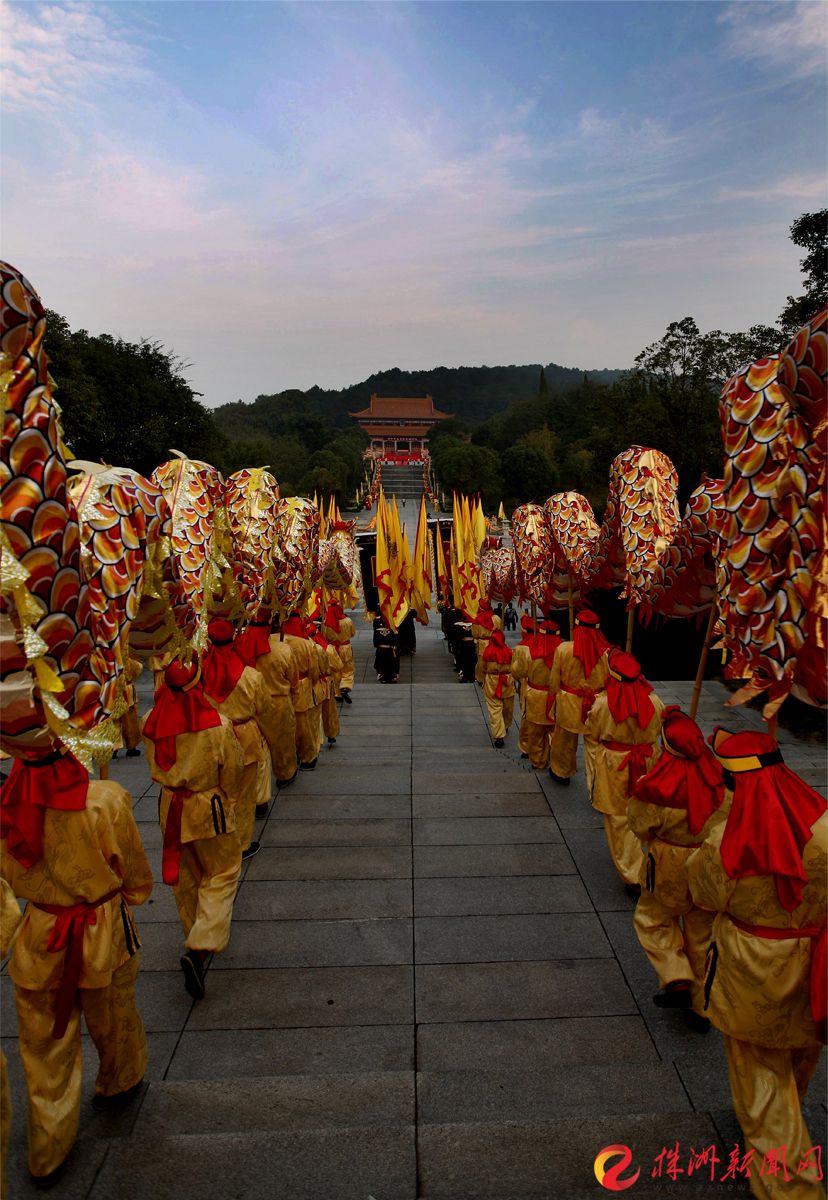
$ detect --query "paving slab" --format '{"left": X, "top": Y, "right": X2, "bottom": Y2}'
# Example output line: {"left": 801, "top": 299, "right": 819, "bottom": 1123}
{"left": 167, "top": 1025, "right": 414, "bottom": 1079}
{"left": 414, "top": 912, "right": 610, "bottom": 963}
{"left": 90, "top": 1127, "right": 417, "bottom": 1200}
{"left": 415, "top": 959, "right": 636, "bottom": 1023}
{"left": 232, "top": 879, "right": 413, "bottom": 920}
{"left": 262, "top": 818, "right": 411, "bottom": 846}
{"left": 413, "top": 817, "right": 563, "bottom": 844}
{"left": 413, "top": 843, "right": 576, "bottom": 878}
{"left": 245, "top": 845, "right": 412, "bottom": 880}
{"left": 413, "top": 793, "right": 552, "bottom": 817}
{"left": 186, "top": 964, "right": 414, "bottom": 1029}
{"left": 210, "top": 917, "right": 413, "bottom": 968}
{"left": 416, "top": 1015, "right": 657, "bottom": 1070}
{"left": 272, "top": 794, "right": 412, "bottom": 819}
{"left": 413, "top": 875, "right": 593, "bottom": 916}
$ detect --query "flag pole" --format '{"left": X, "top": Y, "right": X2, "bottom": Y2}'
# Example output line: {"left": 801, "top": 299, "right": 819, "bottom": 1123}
{"left": 689, "top": 602, "right": 718, "bottom": 720}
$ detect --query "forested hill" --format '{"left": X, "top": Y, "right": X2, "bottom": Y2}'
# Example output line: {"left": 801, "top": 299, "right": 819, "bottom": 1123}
{"left": 212, "top": 361, "right": 626, "bottom": 440}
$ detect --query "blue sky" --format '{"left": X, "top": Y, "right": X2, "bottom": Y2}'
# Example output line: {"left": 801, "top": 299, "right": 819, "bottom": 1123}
{"left": 2, "top": 1, "right": 825, "bottom": 407}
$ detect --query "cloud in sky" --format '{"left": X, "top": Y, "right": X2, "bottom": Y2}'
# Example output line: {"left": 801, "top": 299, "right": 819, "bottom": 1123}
{"left": 2, "top": 1, "right": 825, "bottom": 405}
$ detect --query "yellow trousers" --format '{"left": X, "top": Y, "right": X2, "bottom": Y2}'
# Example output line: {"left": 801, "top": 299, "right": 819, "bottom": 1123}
{"left": 120, "top": 704, "right": 141, "bottom": 751}
{"left": 633, "top": 890, "right": 714, "bottom": 1009}
{"left": 322, "top": 696, "right": 340, "bottom": 739}
{"left": 602, "top": 814, "right": 642, "bottom": 885}
{"left": 295, "top": 709, "right": 319, "bottom": 765}
{"left": 235, "top": 761, "right": 260, "bottom": 852}
{"left": 723, "top": 1036, "right": 825, "bottom": 1200}
{"left": 270, "top": 697, "right": 298, "bottom": 782}
{"left": 173, "top": 833, "right": 242, "bottom": 953}
{"left": 485, "top": 693, "right": 515, "bottom": 740}
{"left": 338, "top": 645, "right": 354, "bottom": 691}
{"left": 15, "top": 955, "right": 147, "bottom": 1178}
{"left": 525, "top": 721, "right": 552, "bottom": 769}
{"left": 550, "top": 726, "right": 599, "bottom": 785}
{"left": 254, "top": 748, "right": 272, "bottom": 811}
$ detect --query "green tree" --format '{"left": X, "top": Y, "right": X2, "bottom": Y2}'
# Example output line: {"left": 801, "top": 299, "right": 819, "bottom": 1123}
{"left": 435, "top": 443, "right": 503, "bottom": 508}
{"left": 501, "top": 441, "right": 557, "bottom": 506}
{"left": 44, "top": 310, "right": 219, "bottom": 476}
{"left": 778, "top": 209, "right": 828, "bottom": 336}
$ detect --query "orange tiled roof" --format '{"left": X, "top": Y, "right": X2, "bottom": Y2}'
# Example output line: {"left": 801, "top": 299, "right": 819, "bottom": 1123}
{"left": 350, "top": 394, "right": 453, "bottom": 421}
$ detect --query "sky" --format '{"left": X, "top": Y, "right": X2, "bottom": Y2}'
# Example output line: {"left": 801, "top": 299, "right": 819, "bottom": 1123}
{"left": 2, "top": 1, "right": 826, "bottom": 408}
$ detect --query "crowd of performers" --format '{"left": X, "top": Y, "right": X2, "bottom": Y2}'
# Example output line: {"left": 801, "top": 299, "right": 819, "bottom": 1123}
{"left": 0, "top": 605, "right": 355, "bottom": 1188}
{"left": 443, "top": 598, "right": 827, "bottom": 1200}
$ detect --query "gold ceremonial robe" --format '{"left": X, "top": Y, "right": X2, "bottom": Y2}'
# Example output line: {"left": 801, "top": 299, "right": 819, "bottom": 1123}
{"left": 511, "top": 644, "right": 556, "bottom": 769}
{"left": 549, "top": 643, "right": 609, "bottom": 780}
{"left": 585, "top": 693, "right": 663, "bottom": 885}
{"left": 688, "top": 810, "right": 827, "bottom": 1200}
{"left": 2, "top": 781, "right": 152, "bottom": 1178}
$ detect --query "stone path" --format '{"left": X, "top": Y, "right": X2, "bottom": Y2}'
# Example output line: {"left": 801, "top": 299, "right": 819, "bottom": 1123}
{"left": 2, "top": 622, "right": 825, "bottom": 1199}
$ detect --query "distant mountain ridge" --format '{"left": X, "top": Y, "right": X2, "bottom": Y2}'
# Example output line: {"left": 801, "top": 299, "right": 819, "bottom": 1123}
{"left": 212, "top": 361, "right": 627, "bottom": 439}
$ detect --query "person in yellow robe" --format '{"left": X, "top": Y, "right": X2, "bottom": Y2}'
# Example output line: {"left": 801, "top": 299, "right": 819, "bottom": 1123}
{"left": 309, "top": 622, "right": 343, "bottom": 748}
{"left": 282, "top": 613, "right": 323, "bottom": 769}
{"left": 116, "top": 650, "right": 144, "bottom": 758}
{"left": 481, "top": 628, "right": 515, "bottom": 748}
{"left": 627, "top": 707, "right": 726, "bottom": 1032}
{"left": 235, "top": 617, "right": 299, "bottom": 790}
{"left": 323, "top": 602, "right": 356, "bottom": 702}
{"left": 549, "top": 609, "right": 611, "bottom": 785}
{"left": 688, "top": 729, "right": 827, "bottom": 1200}
{"left": 1, "top": 876, "right": 22, "bottom": 1197}
{"left": 471, "top": 599, "right": 501, "bottom": 685}
{"left": 510, "top": 618, "right": 562, "bottom": 770}
{"left": 201, "top": 619, "right": 283, "bottom": 858}
{"left": 142, "top": 659, "right": 244, "bottom": 1001}
{"left": 1, "top": 749, "right": 152, "bottom": 1184}
{"left": 585, "top": 650, "right": 664, "bottom": 890}
{"left": 510, "top": 614, "right": 536, "bottom": 758}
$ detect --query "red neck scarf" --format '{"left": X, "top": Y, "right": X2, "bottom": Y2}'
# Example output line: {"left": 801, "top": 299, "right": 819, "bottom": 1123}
{"left": 606, "top": 652, "right": 655, "bottom": 729}
{"left": 634, "top": 707, "right": 724, "bottom": 833}
{"left": 483, "top": 629, "right": 512, "bottom": 665}
{"left": 526, "top": 630, "right": 562, "bottom": 669}
{"left": 476, "top": 607, "right": 495, "bottom": 631}
{"left": 324, "top": 604, "right": 345, "bottom": 634}
{"left": 1, "top": 749, "right": 89, "bottom": 868}
{"left": 143, "top": 662, "right": 222, "bottom": 771}
{"left": 201, "top": 619, "right": 246, "bottom": 703}
{"left": 282, "top": 615, "right": 308, "bottom": 639}
{"left": 714, "top": 728, "right": 827, "bottom": 911}
{"left": 234, "top": 623, "right": 272, "bottom": 667}
{"left": 572, "top": 611, "right": 609, "bottom": 678}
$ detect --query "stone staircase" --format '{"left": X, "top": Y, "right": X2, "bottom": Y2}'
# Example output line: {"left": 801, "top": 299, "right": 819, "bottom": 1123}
{"left": 377, "top": 463, "right": 424, "bottom": 507}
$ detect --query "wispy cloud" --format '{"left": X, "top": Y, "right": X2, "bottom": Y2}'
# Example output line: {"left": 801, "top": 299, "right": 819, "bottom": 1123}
{"left": 719, "top": 172, "right": 828, "bottom": 203}
{"left": 718, "top": 1, "right": 828, "bottom": 80}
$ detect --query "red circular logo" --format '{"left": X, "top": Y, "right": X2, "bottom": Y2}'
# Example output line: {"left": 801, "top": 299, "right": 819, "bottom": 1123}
{"left": 594, "top": 1144, "right": 641, "bottom": 1191}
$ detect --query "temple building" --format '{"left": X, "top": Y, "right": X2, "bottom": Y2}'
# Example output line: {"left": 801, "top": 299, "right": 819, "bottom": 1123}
{"left": 349, "top": 394, "right": 453, "bottom": 461}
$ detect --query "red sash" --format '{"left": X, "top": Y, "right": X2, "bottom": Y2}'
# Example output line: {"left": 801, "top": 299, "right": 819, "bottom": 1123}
{"left": 161, "top": 788, "right": 192, "bottom": 886}
{"left": 528, "top": 680, "right": 555, "bottom": 722}
{"left": 561, "top": 683, "right": 596, "bottom": 723}
{"left": 33, "top": 888, "right": 121, "bottom": 1038}
{"left": 603, "top": 740, "right": 654, "bottom": 791}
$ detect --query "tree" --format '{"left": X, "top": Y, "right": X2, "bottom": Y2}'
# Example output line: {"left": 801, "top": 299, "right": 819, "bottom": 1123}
{"left": 44, "top": 310, "right": 219, "bottom": 476}
{"left": 501, "top": 441, "right": 557, "bottom": 506}
{"left": 778, "top": 209, "right": 828, "bottom": 336}
{"left": 433, "top": 443, "right": 503, "bottom": 508}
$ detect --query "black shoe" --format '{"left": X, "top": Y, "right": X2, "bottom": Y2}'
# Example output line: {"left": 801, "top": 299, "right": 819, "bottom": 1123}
{"left": 255, "top": 802, "right": 270, "bottom": 818}
{"left": 277, "top": 769, "right": 299, "bottom": 788}
{"left": 341, "top": 690, "right": 352, "bottom": 704}
{"left": 682, "top": 1009, "right": 711, "bottom": 1034}
{"left": 549, "top": 771, "right": 570, "bottom": 786}
{"left": 91, "top": 1079, "right": 144, "bottom": 1112}
{"left": 30, "top": 1158, "right": 69, "bottom": 1190}
{"left": 653, "top": 983, "right": 692, "bottom": 1009}
{"left": 125, "top": 747, "right": 141, "bottom": 758}
{"left": 327, "top": 737, "right": 336, "bottom": 745}
{"left": 624, "top": 883, "right": 642, "bottom": 899}
{"left": 299, "top": 758, "right": 317, "bottom": 770}
{"left": 180, "top": 950, "right": 206, "bottom": 1000}
{"left": 494, "top": 738, "right": 504, "bottom": 748}
{"left": 520, "top": 753, "right": 529, "bottom": 759}
{"left": 241, "top": 840, "right": 260, "bottom": 861}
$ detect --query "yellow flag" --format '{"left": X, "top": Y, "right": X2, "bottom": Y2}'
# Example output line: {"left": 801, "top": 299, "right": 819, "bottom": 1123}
{"left": 497, "top": 501, "right": 505, "bottom": 521}
{"left": 434, "top": 522, "right": 449, "bottom": 603}
{"left": 471, "top": 497, "right": 486, "bottom": 555}
{"left": 410, "top": 494, "right": 432, "bottom": 621}
{"left": 375, "top": 492, "right": 407, "bottom": 631}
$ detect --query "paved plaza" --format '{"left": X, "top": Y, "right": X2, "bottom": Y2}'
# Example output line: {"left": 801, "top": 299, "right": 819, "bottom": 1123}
{"left": 2, "top": 620, "right": 826, "bottom": 1199}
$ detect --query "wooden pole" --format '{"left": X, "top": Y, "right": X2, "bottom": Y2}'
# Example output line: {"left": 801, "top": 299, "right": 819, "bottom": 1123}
{"left": 531, "top": 599, "right": 538, "bottom": 636}
{"left": 625, "top": 604, "right": 636, "bottom": 654}
{"left": 567, "top": 573, "right": 575, "bottom": 641}
{"left": 689, "top": 602, "right": 719, "bottom": 721}
{"left": 99, "top": 760, "right": 109, "bottom": 781}
{"left": 766, "top": 713, "right": 779, "bottom": 739}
